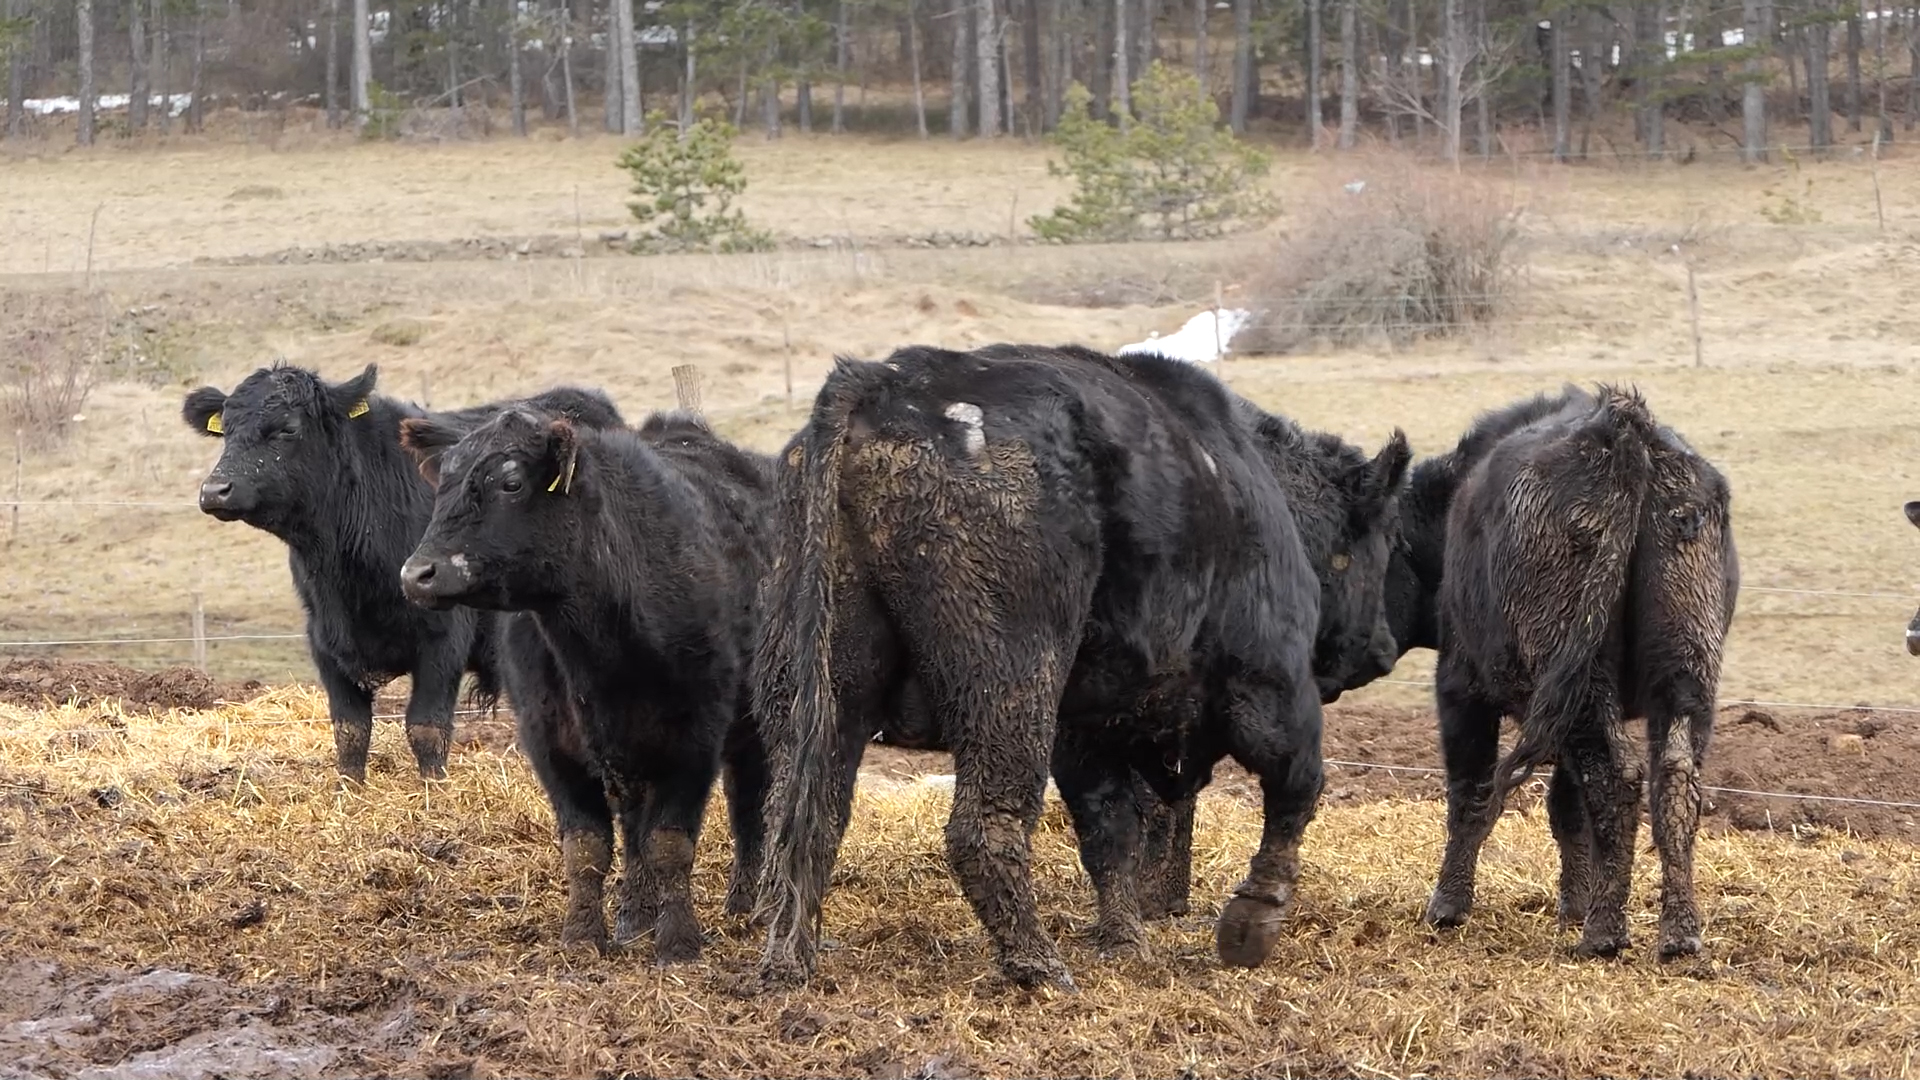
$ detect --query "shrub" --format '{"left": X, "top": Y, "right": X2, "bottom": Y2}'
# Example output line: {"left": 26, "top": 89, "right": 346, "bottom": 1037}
{"left": 1031, "top": 63, "right": 1275, "bottom": 244}
{"left": 617, "top": 112, "right": 773, "bottom": 255}
{"left": 1, "top": 295, "right": 100, "bottom": 451}
{"left": 1238, "top": 159, "right": 1523, "bottom": 351}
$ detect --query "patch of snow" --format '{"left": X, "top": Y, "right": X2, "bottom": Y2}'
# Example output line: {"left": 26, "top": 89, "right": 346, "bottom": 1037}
{"left": 24, "top": 93, "right": 194, "bottom": 118}
{"left": 1117, "top": 307, "right": 1253, "bottom": 365}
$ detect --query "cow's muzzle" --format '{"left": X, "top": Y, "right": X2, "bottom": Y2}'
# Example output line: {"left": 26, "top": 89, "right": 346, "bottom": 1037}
{"left": 400, "top": 551, "right": 470, "bottom": 609}
{"left": 1907, "top": 624, "right": 1920, "bottom": 657}
{"left": 197, "top": 477, "right": 249, "bottom": 521}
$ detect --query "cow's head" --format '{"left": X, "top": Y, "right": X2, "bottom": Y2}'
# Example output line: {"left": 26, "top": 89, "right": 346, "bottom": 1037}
{"left": 397, "top": 407, "right": 583, "bottom": 612}
{"left": 181, "top": 363, "right": 381, "bottom": 534}
{"left": 1905, "top": 501, "right": 1920, "bottom": 656}
{"left": 1309, "top": 429, "right": 1414, "bottom": 702}
{"left": 1382, "top": 457, "right": 1456, "bottom": 657}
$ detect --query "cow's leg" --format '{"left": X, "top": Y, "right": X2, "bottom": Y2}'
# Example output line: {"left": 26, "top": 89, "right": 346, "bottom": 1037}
{"left": 403, "top": 636, "right": 466, "bottom": 780}
{"left": 313, "top": 653, "right": 375, "bottom": 786}
{"left": 1648, "top": 703, "right": 1711, "bottom": 960}
{"left": 639, "top": 759, "right": 718, "bottom": 966}
{"left": 1566, "top": 707, "right": 1641, "bottom": 959}
{"left": 947, "top": 708, "right": 1067, "bottom": 991}
{"left": 611, "top": 784, "right": 661, "bottom": 946}
{"left": 1052, "top": 733, "right": 1147, "bottom": 957}
{"left": 1136, "top": 779, "right": 1194, "bottom": 920}
{"left": 516, "top": 695, "right": 615, "bottom": 952}
{"left": 1546, "top": 755, "right": 1593, "bottom": 930}
{"left": 720, "top": 715, "right": 770, "bottom": 918}
{"left": 1424, "top": 673, "right": 1504, "bottom": 929}
{"left": 1215, "top": 670, "right": 1323, "bottom": 969}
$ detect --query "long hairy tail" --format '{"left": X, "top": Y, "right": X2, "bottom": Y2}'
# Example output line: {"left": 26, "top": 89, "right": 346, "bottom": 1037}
{"left": 1491, "top": 384, "right": 1656, "bottom": 806}
{"left": 756, "top": 363, "right": 862, "bottom": 974}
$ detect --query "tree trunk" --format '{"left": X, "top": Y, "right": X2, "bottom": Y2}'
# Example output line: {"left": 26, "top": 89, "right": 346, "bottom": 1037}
{"left": 799, "top": 80, "right": 813, "bottom": 131}
{"left": 78, "top": 0, "right": 96, "bottom": 146}
{"left": 1636, "top": 2, "right": 1664, "bottom": 156}
{"left": 1742, "top": 0, "right": 1766, "bottom": 160}
{"left": 352, "top": 0, "right": 371, "bottom": 130}
{"left": 1024, "top": 0, "right": 1042, "bottom": 133}
{"left": 561, "top": 5, "right": 580, "bottom": 135}
{"left": 1195, "top": 0, "right": 1209, "bottom": 87}
{"left": 1338, "top": 0, "right": 1356, "bottom": 147}
{"left": 832, "top": 0, "right": 848, "bottom": 132}
{"left": 1808, "top": 11, "right": 1831, "bottom": 149}
{"left": 189, "top": 2, "right": 207, "bottom": 132}
{"left": 325, "top": 0, "right": 342, "bottom": 128}
{"left": 1114, "top": 0, "right": 1130, "bottom": 129}
{"left": 1091, "top": 0, "right": 1113, "bottom": 120}
{"left": 1551, "top": 12, "right": 1569, "bottom": 160}
{"left": 1909, "top": 11, "right": 1918, "bottom": 131}
{"left": 1846, "top": 13, "right": 1861, "bottom": 132}
{"left": 1440, "top": 0, "right": 1462, "bottom": 161}
{"left": 447, "top": 1, "right": 462, "bottom": 109}
{"left": 1306, "top": 0, "right": 1322, "bottom": 147}
{"left": 1384, "top": 0, "right": 1405, "bottom": 143}
{"left": 1046, "top": 0, "right": 1069, "bottom": 126}
{"left": 616, "top": 0, "right": 640, "bottom": 133}
{"left": 1473, "top": 0, "right": 1489, "bottom": 156}
{"left": 129, "top": 0, "right": 150, "bottom": 132}
{"left": 153, "top": 0, "right": 171, "bottom": 132}
{"left": 678, "top": 21, "right": 693, "bottom": 131}
{"left": 508, "top": 0, "right": 526, "bottom": 135}
{"left": 1578, "top": 6, "right": 1603, "bottom": 156}
{"left": 1409, "top": 0, "right": 1425, "bottom": 147}
{"left": 1000, "top": 10, "right": 1014, "bottom": 133}
{"left": 949, "top": 0, "right": 968, "bottom": 136}
{"left": 977, "top": 0, "right": 1001, "bottom": 135}
{"left": 909, "top": 0, "right": 929, "bottom": 136}
{"left": 1132, "top": 0, "right": 1153, "bottom": 81}
{"left": 4, "top": 0, "right": 24, "bottom": 140}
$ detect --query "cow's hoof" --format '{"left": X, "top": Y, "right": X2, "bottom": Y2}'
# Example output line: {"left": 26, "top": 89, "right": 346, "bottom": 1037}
{"left": 407, "top": 728, "right": 451, "bottom": 779}
{"left": 1657, "top": 931, "right": 1702, "bottom": 961}
{"left": 1423, "top": 890, "right": 1472, "bottom": 929}
{"left": 652, "top": 916, "right": 705, "bottom": 966}
{"left": 558, "top": 918, "right": 609, "bottom": 956}
{"left": 757, "top": 956, "right": 811, "bottom": 991}
{"left": 612, "top": 903, "right": 658, "bottom": 947}
{"left": 1215, "top": 894, "right": 1286, "bottom": 968}
{"left": 334, "top": 768, "right": 369, "bottom": 790}
{"left": 1556, "top": 898, "right": 1588, "bottom": 932}
{"left": 1140, "top": 897, "right": 1190, "bottom": 921}
{"left": 1090, "top": 922, "right": 1150, "bottom": 961}
{"left": 723, "top": 882, "right": 757, "bottom": 919}
{"left": 1571, "top": 930, "right": 1630, "bottom": 959}
{"left": 1001, "top": 955, "right": 1077, "bottom": 994}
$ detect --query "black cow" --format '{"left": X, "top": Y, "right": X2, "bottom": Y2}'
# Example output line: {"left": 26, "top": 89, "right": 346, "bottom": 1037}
{"left": 1902, "top": 503, "right": 1920, "bottom": 655}
{"left": 1392, "top": 384, "right": 1738, "bottom": 960}
{"left": 397, "top": 406, "right": 773, "bottom": 964}
{"left": 181, "top": 362, "right": 623, "bottom": 783}
{"left": 754, "top": 343, "right": 1410, "bottom": 991}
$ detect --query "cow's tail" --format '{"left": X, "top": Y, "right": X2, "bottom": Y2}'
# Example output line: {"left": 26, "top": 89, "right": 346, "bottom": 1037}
{"left": 1491, "top": 384, "right": 1655, "bottom": 805}
{"left": 757, "top": 362, "right": 864, "bottom": 981}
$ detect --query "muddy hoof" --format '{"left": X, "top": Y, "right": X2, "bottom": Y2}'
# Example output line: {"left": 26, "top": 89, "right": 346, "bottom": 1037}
{"left": 1657, "top": 931, "right": 1703, "bottom": 961}
{"left": 558, "top": 918, "right": 609, "bottom": 955}
{"left": 1423, "top": 890, "right": 1472, "bottom": 929}
{"left": 723, "top": 881, "right": 757, "bottom": 919}
{"left": 1556, "top": 898, "right": 1588, "bottom": 932}
{"left": 1215, "top": 894, "right": 1286, "bottom": 968}
{"left": 653, "top": 917, "right": 706, "bottom": 966}
{"left": 612, "top": 903, "right": 658, "bottom": 947}
{"left": 758, "top": 955, "right": 811, "bottom": 990}
{"left": 1001, "top": 955, "right": 1077, "bottom": 993}
{"left": 407, "top": 729, "right": 451, "bottom": 779}
{"left": 1090, "top": 922, "right": 1150, "bottom": 962}
{"left": 1571, "top": 930, "right": 1631, "bottom": 959}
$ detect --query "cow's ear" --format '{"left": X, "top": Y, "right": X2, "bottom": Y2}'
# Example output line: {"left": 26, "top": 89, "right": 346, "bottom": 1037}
{"left": 329, "top": 363, "right": 379, "bottom": 420}
{"left": 1348, "top": 429, "right": 1413, "bottom": 529}
{"left": 182, "top": 387, "right": 229, "bottom": 437}
{"left": 1905, "top": 501, "right": 1920, "bottom": 530}
{"left": 399, "top": 417, "right": 459, "bottom": 485}
{"left": 546, "top": 419, "right": 581, "bottom": 495}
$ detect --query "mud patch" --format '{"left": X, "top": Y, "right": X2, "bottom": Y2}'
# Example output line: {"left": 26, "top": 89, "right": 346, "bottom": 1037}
{"left": 0, "top": 660, "right": 265, "bottom": 714}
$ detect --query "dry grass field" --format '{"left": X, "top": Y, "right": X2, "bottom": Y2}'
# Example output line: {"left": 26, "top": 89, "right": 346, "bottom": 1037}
{"left": 4, "top": 126, "right": 1920, "bottom": 1077}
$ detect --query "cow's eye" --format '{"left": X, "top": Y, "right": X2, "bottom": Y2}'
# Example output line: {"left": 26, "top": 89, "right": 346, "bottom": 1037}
{"left": 500, "top": 475, "right": 525, "bottom": 494}
{"left": 275, "top": 426, "right": 298, "bottom": 441}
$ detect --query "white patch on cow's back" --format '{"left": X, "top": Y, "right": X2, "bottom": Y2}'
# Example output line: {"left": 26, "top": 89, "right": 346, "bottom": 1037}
{"left": 944, "top": 401, "right": 986, "bottom": 456}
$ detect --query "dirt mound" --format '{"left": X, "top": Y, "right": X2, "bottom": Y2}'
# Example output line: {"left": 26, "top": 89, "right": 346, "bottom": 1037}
{"left": 0, "top": 659, "right": 264, "bottom": 714}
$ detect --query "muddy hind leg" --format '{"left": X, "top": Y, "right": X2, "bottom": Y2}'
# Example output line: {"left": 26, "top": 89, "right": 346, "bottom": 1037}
{"left": 1052, "top": 733, "right": 1148, "bottom": 958}
{"left": 1546, "top": 757, "right": 1593, "bottom": 931}
{"left": 518, "top": 705, "right": 615, "bottom": 952}
{"left": 1424, "top": 676, "right": 1504, "bottom": 929}
{"left": 403, "top": 638, "right": 467, "bottom": 781}
{"left": 611, "top": 786, "right": 661, "bottom": 946}
{"left": 720, "top": 715, "right": 770, "bottom": 918}
{"left": 1566, "top": 693, "right": 1642, "bottom": 959}
{"left": 640, "top": 763, "right": 718, "bottom": 966}
{"left": 314, "top": 656, "right": 375, "bottom": 786}
{"left": 1648, "top": 705, "right": 1711, "bottom": 959}
{"left": 1136, "top": 779, "right": 1195, "bottom": 920}
{"left": 1215, "top": 670, "right": 1324, "bottom": 969}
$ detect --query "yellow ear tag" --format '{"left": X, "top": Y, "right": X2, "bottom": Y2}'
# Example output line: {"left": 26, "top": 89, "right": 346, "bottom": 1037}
{"left": 347, "top": 399, "right": 371, "bottom": 419}
{"left": 205, "top": 413, "right": 224, "bottom": 434}
{"left": 547, "top": 472, "right": 563, "bottom": 493}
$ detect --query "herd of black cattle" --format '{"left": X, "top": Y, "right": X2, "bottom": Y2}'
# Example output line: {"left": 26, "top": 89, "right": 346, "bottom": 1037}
{"left": 179, "top": 343, "right": 1738, "bottom": 993}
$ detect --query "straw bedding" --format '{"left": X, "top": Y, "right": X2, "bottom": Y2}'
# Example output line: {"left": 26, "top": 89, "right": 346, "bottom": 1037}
{"left": 1, "top": 688, "right": 1915, "bottom": 1079}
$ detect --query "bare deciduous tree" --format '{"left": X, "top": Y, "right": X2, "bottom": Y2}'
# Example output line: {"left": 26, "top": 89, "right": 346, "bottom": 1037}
{"left": 613, "top": 0, "right": 641, "bottom": 134}
{"left": 1742, "top": 0, "right": 1766, "bottom": 161}
{"left": 1113, "top": 0, "right": 1129, "bottom": 130}
{"left": 508, "top": 0, "right": 526, "bottom": 136}
{"left": 130, "top": 0, "right": 150, "bottom": 131}
{"left": 949, "top": 0, "right": 967, "bottom": 136}
{"left": 1338, "top": 0, "right": 1356, "bottom": 148}
{"left": 833, "top": 0, "right": 849, "bottom": 133}
{"left": 5, "top": 0, "right": 28, "bottom": 139}
{"left": 1807, "top": 3, "right": 1831, "bottom": 150}
{"left": 1551, "top": 9, "right": 1569, "bottom": 160}
{"left": 1306, "top": 0, "right": 1322, "bottom": 148}
{"left": 352, "top": 0, "right": 371, "bottom": 131}
{"left": 909, "top": 0, "right": 928, "bottom": 136}
{"left": 325, "top": 0, "right": 342, "bottom": 129}
{"left": 78, "top": 0, "right": 96, "bottom": 146}
{"left": 1372, "top": 0, "right": 1504, "bottom": 165}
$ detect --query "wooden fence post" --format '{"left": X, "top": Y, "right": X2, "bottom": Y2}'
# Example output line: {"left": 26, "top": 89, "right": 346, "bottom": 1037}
{"left": 1686, "top": 264, "right": 1704, "bottom": 369}
{"left": 672, "top": 364, "right": 704, "bottom": 415}
{"left": 190, "top": 591, "right": 207, "bottom": 673}
{"left": 10, "top": 430, "right": 22, "bottom": 546}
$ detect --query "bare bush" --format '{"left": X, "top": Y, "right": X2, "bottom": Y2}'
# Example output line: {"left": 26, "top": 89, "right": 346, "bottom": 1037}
{"left": 1240, "top": 159, "right": 1525, "bottom": 353}
{"left": 1, "top": 295, "right": 102, "bottom": 451}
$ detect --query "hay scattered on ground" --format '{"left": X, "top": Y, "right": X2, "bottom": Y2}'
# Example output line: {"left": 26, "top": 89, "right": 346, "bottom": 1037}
{"left": 1, "top": 693, "right": 1916, "bottom": 1079}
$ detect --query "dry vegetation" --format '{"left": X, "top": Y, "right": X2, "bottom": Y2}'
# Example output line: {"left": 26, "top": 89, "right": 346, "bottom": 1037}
{"left": 1, "top": 692, "right": 1916, "bottom": 1079}
{"left": 3, "top": 127, "right": 1920, "bottom": 1076}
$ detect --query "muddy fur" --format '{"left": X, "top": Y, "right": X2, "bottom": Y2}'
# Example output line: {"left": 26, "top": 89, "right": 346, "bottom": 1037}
{"left": 398, "top": 406, "right": 773, "bottom": 965}
{"left": 1396, "top": 384, "right": 1739, "bottom": 961}
{"left": 754, "top": 343, "right": 1408, "bottom": 991}
{"left": 180, "top": 364, "right": 617, "bottom": 784}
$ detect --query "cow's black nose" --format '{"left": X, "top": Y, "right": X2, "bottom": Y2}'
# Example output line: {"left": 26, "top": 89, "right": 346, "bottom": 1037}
{"left": 200, "top": 479, "right": 233, "bottom": 506}
{"left": 400, "top": 555, "right": 439, "bottom": 594}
